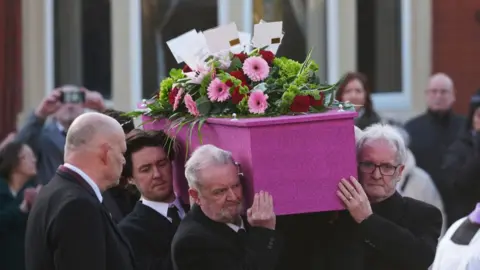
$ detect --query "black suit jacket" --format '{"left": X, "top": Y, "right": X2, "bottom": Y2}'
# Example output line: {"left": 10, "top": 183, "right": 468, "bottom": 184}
{"left": 118, "top": 201, "right": 189, "bottom": 270}
{"left": 327, "top": 192, "right": 442, "bottom": 270}
{"left": 171, "top": 204, "right": 282, "bottom": 270}
{"left": 0, "top": 178, "right": 34, "bottom": 270}
{"left": 24, "top": 166, "right": 135, "bottom": 270}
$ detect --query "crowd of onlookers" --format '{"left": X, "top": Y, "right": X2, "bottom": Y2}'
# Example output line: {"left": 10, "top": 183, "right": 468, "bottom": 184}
{"left": 1, "top": 70, "right": 480, "bottom": 269}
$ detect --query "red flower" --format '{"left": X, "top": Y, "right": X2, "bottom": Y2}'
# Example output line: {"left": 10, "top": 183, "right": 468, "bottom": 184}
{"left": 182, "top": 65, "right": 192, "bottom": 72}
{"left": 310, "top": 93, "right": 325, "bottom": 107}
{"left": 168, "top": 87, "right": 179, "bottom": 105}
{"left": 234, "top": 53, "right": 248, "bottom": 63}
{"left": 290, "top": 95, "right": 311, "bottom": 112}
{"left": 227, "top": 71, "right": 248, "bottom": 104}
{"left": 259, "top": 50, "right": 275, "bottom": 65}
{"left": 231, "top": 87, "right": 246, "bottom": 104}
{"left": 230, "top": 71, "right": 248, "bottom": 83}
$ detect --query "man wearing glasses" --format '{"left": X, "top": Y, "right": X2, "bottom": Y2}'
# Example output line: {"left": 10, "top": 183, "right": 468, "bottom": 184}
{"left": 327, "top": 124, "right": 442, "bottom": 270}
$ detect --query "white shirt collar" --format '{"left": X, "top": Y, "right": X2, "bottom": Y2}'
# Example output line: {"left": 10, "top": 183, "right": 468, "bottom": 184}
{"left": 56, "top": 122, "right": 66, "bottom": 133}
{"left": 141, "top": 197, "right": 186, "bottom": 222}
{"left": 227, "top": 219, "right": 245, "bottom": 232}
{"left": 64, "top": 163, "right": 103, "bottom": 202}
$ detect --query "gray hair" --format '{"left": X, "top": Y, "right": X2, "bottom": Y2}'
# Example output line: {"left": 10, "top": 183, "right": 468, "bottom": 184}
{"left": 356, "top": 123, "right": 407, "bottom": 164}
{"left": 354, "top": 126, "right": 363, "bottom": 142}
{"left": 185, "top": 144, "right": 234, "bottom": 189}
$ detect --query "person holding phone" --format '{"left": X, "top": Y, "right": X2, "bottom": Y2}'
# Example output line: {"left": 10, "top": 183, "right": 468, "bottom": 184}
{"left": 15, "top": 86, "right": 105, "bottom": 186}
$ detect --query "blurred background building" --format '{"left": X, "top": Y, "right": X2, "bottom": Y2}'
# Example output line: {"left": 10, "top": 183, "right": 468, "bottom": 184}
{"left": 0, "top": 0, "right": 479, "bottom": 140}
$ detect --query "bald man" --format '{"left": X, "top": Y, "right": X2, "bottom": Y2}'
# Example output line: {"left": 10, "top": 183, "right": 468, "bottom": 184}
{"left": 25, "top": 112, "right": 135, "bottom": 270}
{"left": 405, "top": 73, "right": 466, "bottom": 226}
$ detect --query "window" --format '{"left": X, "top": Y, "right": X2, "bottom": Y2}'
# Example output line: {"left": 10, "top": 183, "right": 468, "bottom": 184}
{"left": 54, "top": 0, "right": 112, "bottom": 99}
{"left": 254, "top": 0, "right": 327, "bottom": 79}
{"left": 357, "top": 0, "right": 402, "bottom": 93}
{"left": 141, "top": 0, "right": 218, "bottom": 98}
{"left": 356, "top": 0, "right": 413, "bottom": 110}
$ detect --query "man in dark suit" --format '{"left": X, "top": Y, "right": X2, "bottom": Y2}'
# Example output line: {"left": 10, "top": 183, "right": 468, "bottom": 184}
{"left": 25, "top": 112, "right": 135, "bottom": 270}
{"left": 118, "top": 130, "right": 188, "bottom": 270}
{"left": 171, "top": 144, "right": 282, "bottom": 270}
{"left": 330, "top": 124, "right": 442, "bottom": 270}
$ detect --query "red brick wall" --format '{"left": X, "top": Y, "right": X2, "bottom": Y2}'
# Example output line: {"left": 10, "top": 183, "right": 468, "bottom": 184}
{"left": 432, "top": 0, "right": 480, "bottom": 115}
{"left": 0, "top": 0, "right": 22, "bottom": 140}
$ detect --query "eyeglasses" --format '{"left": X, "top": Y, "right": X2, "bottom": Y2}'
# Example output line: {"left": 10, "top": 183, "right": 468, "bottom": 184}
{"left": 358, "top": 161, "right": 399, "bottom": 176}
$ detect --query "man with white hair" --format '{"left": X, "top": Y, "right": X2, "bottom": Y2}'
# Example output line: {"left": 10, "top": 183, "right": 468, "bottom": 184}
{"left": 328, "top": 124, "right": 442, "bottom": 269}
{"left": 171, "top": 144, "right": 282, "bottom": 270}
{"left": 25, "top": 112, "right": 135, "bottom": 270}
{"left": 405, "top": 73, "right": 465, "bottom": 226}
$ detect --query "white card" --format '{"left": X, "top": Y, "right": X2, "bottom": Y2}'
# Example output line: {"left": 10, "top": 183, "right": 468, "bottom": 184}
{"left": 267, "top": 33, "right": 284, "bottom": 54}
{"left": 202, "top": 22, "right": 240, "bottom": 54}
{"left": 166, "top": 29, "right": 200, "bottom": 63}
{"left": 229, "top": 31, "right": 252, "bottom": 54}
{"left": 252, "top": 21, "right": 283, "bottom": 50}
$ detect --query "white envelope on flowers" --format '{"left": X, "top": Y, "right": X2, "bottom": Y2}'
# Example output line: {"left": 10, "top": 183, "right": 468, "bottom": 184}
{"left": 166, "top": 29, "right": 200, "bottom": 63}
{"left": 166, "top": 29, "right": 210, "bottom": 69}
{"left": 252, "top": 21, "right": 284, "bottom": 54}
{"left": 202, "top": 22, "right": 241, "bottom": 54}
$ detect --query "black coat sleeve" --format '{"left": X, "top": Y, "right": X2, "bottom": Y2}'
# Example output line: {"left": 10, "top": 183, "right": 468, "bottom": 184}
{"left": 443, "top": 138, "right": 480, "bottom": 195}
{"left": 172, "top": 227, "right": 281, "bottom": 270}
{"left": 118, "top": 222, "right": 172, "bottom": 270}
{"left": 359, "top": 205, "right": 442, "bottom": 269}
{"left": 50, "top": 198, "right": 107, "bottom": 270}
{"left": 0, "top": 199, "right": 28, "bottom": 235}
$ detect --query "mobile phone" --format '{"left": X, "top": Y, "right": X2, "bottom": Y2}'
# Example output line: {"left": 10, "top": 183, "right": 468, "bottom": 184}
{"left": 59, "top": 88, "right": 85, "bottom": 104}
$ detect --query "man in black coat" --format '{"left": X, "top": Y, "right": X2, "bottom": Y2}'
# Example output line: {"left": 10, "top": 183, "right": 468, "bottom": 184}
{"left": 118, "top": 130, "right": 188, "bottom": 270}
{"left": 405, "top": 73, "right": 465, "bottom": 226}
{"left": 171, "top": 144, "right": 282, "bottom": 270}
{"left": 24, "top": 112, "right": 135, "bottom": 270}
{"left": 331, "top": 124, "right": 442, "bottom": 270}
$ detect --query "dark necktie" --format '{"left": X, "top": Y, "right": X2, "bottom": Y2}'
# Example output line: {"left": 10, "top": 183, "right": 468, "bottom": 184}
{"left": 237, "top": 228, "right": 247, "bottom": 245}
{"left": 61, "top": 130, "right": 67, "bottom": 137}
{"left": 167, "top": 205, "right": 181, "bottom": 228}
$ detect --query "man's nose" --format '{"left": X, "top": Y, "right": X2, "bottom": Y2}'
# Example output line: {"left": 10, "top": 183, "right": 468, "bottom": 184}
{"left": 226, "top": 188, "right": 238, "bottom": 200}
{"left": 372, "top": 166, "right": 382, "bottom": 179}
{"left": 152, "top": 166, "right": 161, "bottom": 177}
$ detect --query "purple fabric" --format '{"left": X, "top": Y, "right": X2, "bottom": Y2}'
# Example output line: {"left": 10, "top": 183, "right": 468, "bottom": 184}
{"left": 468, "top": 203, "right": 480, "bottom": 224}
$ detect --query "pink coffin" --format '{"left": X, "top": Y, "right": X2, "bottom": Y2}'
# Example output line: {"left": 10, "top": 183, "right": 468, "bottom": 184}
{"left": 142, "top": 110, "right": 358, "bottom": 215}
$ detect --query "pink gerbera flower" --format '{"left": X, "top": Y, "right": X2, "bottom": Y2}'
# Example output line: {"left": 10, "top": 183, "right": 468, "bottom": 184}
{"left": 207, "top": 78, "right": 230, "bottom": 102}
{"left": 184, "top": 94, "right": 200, "bottom": 116}
{"left": 242, "top": 56, "right": 270, "bottom": 82}
{"left": 173, "top": 88, "right": 184, "bottom": 110}
{"left": 248, "top": 90, "right": 269, "bottom": 114}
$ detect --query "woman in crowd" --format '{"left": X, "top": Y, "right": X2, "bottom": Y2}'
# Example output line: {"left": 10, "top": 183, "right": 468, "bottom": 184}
{"left": 443, "top": 89, "right": 480, "bottom": 226}
{"left": 336, "top": 72, "right": 381, "bottom": 130}
{"left": 0, "top": 141, "right": 39, "bottom": 270}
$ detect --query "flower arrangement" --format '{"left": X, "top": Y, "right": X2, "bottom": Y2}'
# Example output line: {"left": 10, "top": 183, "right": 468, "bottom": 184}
{"left": 127, "top": 22, "right": 354, "bottom": 151}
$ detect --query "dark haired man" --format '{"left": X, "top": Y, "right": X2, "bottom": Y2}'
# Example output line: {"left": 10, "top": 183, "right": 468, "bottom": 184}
{"left": 118, "top": 130, "right": 188, "bottom": 270}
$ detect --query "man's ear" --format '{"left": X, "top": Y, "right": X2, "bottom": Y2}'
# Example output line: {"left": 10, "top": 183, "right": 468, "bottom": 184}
{"left": 99, "top": 143, "right": 109, "bottom": 165}
{"left": 396, "top": 164, "right": 405, "bottom": 179}
{"left": 188, "top": 188, "right": 200, "bottom": 205}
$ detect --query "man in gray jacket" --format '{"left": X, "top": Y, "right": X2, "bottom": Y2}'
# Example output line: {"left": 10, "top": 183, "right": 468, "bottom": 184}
{"left": 16, "top": 86, "right": 105, "bottom": 185}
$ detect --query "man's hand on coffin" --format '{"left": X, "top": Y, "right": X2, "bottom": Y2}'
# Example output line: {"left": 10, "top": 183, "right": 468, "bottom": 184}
{"left": 247, "top": 191, "right": 276, "bottom": 230}
{"left": 337, "top": 176, "right": 373, "bottom": 224}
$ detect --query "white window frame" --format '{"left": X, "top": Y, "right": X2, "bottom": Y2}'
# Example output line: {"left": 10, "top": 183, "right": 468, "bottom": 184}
{"left": 326, "top": 0, "right": 413, "bottom": 111}
{"left": 371, "top": 0, "right": 412, "bottom": 111}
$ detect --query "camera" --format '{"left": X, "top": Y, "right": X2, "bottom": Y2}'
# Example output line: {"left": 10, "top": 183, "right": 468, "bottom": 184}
{"left": 59, "top": 85, "right": 85, "bottom": 104}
